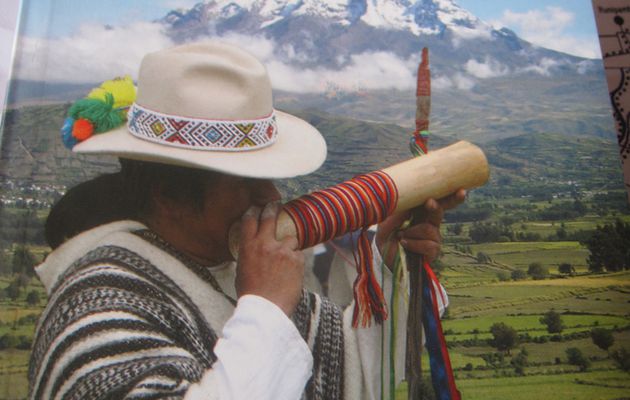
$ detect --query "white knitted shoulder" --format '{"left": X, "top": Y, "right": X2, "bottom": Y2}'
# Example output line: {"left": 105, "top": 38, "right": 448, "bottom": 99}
{"left": 36, "top": 220, "right": 146, "bottom": 294}
{"left": 36, "top": 220, "right": 236, "bottom": 332}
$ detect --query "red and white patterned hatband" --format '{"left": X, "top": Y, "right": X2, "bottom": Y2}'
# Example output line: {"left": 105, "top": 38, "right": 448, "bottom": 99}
{"left": 127, "top": 103, "right": 278, "bottom": 151}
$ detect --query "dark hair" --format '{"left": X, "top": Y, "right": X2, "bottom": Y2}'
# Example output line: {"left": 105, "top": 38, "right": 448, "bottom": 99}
{"left": 118, "top": 158, "right": 219, "bottom": 217}
{"left": 45, "top": 159, "right": 219, "bottom": 249}
{"left": 45, "top": 173, "right": 131, "bottom": 249}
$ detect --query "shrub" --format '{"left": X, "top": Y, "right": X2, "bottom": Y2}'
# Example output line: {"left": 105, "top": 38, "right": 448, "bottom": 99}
{"left": 26, "top": 290, "right": 41, "bottom": 306}
{"left": 4, "top": 280, "right": 21, "bottom": 301}
{"left": 527, "top": 262, "right": 549, "bottom": 280}
{"left": 558, "top": 262, "right": 575, "bottom": 275}
{"left": 611, "top": 348, "right": 630, "bottom": 372}
{"left": 566, "top": 347, "right": 590, "bottom": 371}
{"left": 0, "top": 334, "right": 19, "bottom": 349}
{"left": 582, "top": 219, "right": 630, "bottom": 272}
{"left": 11, "top": 245, "right": 37, "bottom": 276}
{"left": 476, "top": 252, "right": 491, "bottom": 263}
{"left": 497, "top": 271, "right": 511, "bottom": 282}
{"left": 17, "top": 335, "right": 32, "bottom": 350}
{"left": 540, "top": 310, "right": 564, "bottom": 334}
{"left": 511, "top": 347, "right": 529, "bottom": 376}
{"left": 511, "top": 269, "right": 527, "bottom": 281}
{"left": 490, "top": 323, "right": 519, "bottom": 355}
{"left": 591, "top": 328, "right": 615, "bottom": 352}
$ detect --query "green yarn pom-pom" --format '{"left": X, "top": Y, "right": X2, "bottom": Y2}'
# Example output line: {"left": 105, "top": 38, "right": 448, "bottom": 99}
{"left": 68, "top": 93, "right": 125, "bottom": 133}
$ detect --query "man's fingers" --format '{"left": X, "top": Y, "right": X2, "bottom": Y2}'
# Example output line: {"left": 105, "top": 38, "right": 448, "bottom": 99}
{"left": 239, "top": 206, "right": 261, "bottom": 241}
{"left": 400, "top": 239, "right": 441, "bottom": 262}
{"left": 281, "top": 235, "right": 300, "bottom": 251}
{"left": 401, "top": 223, "right": 441, "bottom": 243}
{"left": 379, "top": 210, "right": 411, "bottom": 237}
{"left": 420, "top": 189, "right": 465, "bottom": 226}
{"left": 258, "top": 201, "right": 280, "bottom": 238}
{"left": 422, "top": 198, "right": 444, "bottom": 227}
{"left": 438, "top": 189, "right": 467, "bottom": 211}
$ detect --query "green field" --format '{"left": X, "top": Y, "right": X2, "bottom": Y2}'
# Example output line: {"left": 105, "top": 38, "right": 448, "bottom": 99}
{"left": 5, "top": 234, "right": 628, "bottom": 399}
{"left": 396, "top": 370, "right": 630, "bottom": 400}
{"left": 0, "top": 350, "right": 29, "bottom": 400}
{"left": 1, "top": 197, "right": 629, "bottom": 400}
{"left": 470, "top": 241, "right": 590, "bottom": 270}
{"left": 425, "top": 228, "right": 630, "bottom": 400}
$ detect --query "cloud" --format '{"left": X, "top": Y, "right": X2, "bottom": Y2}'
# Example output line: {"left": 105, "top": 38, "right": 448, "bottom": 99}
{"left": 492, "top": 7, "right": 600, "bottom": 59}
{"left": 14, "top": 22, "right": 174, "bottom": 82}
{"left": 465, "top": 57, "right": 509, "bottom": 79}
{"left": 450, "top": 24, "right": 493, "bottom": 48}
{"left": 519, "top": 57, "right": 560, "bottom": 77}
{"left": 216, "top": 32, "right": 276, "bottom": 61}
{"left": 452, "top": 73, "right": 476, "bottom": 90}
{"left": 13, "top": 24, "right": 419, "bottom": 94}
{"left": 432, "top": 73, "right": 477, "bottom": 91}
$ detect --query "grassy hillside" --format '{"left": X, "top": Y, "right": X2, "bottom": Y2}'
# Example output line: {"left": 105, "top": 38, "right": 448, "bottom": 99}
{"left": 1, "top": 104, "right": 628, "bottom": 400}
{"left": 276, "top": 72, "right": 614, "bottom": 144}
{"left": 1, "top": 103, "right": 621, "bottom": 201}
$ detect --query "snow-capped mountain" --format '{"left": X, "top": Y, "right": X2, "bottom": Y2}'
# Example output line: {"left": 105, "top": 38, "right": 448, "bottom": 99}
{"left": 150, "top": 0, "right": 611, "bottom": 141}
{"left": 7, "top": 0, "right": 609, "bottom": 141}
{"left": 160, "top": 0, "right": 593, "bottom": 76}
{"left": 165, "top": 0, "right": 488, "bottom": 38}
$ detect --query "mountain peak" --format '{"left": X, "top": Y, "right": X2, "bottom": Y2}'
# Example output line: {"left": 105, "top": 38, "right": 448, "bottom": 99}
{"left": 161, "top": 0, "right": 591, "bottom": 78}
{"left": 166, "top": 0, "right": 490, "bottom": 36}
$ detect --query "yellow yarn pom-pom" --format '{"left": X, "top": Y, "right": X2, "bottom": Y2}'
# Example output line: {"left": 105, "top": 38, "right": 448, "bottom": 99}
{"left": 87, "top": 76, "right": 136, "bottom": 110}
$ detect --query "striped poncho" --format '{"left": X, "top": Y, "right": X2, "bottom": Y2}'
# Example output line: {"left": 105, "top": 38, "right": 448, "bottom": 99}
{"left": 29, "top": 221, "right": 410, "bottom": 400}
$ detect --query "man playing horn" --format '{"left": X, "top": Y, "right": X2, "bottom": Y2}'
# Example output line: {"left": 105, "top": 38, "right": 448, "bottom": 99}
{"left": 30, "top": 42, "right": 465, "bottom": 400}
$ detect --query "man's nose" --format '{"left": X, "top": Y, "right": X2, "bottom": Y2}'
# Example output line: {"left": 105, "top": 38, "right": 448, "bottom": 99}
{"left": 251, "top": 179, "right": 281, "bottom": 206}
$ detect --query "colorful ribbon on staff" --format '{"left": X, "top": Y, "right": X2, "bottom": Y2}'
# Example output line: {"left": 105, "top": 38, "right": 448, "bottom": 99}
{"left": 411, "top": 47, "right": 461, "bottom": 400}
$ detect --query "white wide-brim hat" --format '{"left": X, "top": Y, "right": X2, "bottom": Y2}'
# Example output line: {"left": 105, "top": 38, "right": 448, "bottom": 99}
{"left": 72, "top": 42, "right": 327, "bottom": 179}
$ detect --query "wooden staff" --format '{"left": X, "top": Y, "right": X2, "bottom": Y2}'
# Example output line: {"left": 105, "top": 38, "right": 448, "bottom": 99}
{"left": 228, "top": 140, "right": 489, "bottom": 256}
{"left": 407, "top": 46, "right": 431, "bottom": 400}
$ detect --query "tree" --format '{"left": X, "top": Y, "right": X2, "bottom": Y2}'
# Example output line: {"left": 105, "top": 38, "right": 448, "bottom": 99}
{"left": 26, "top": 290, "right": 41, "bottom": 306}
{"left": 490, "top": 322, "right": 518, "bottom": 355}
{"left": 540, "top": 310, "right": 564, "bottom": 334}
{"left": 476, "top": 252, "right": 490, "bottom": 264}
{"left": 556, "top": 226, "right": 568, "bottom": 240}
{"left": 566, "top": 347, "right": 590, "bottom": 371}
{"left": 558, "top": 262, "right": 575, "bottom": 275}
{"left": 527, "top": 262, "right": 548, "bottom": 280}
{"left": 4, "top": 280, "right": 21, "bottom": 301}
{"left": 447, "top": 223, "right": 463, "bottom": 236}
{"left": 481, "top": 352, "right": 506, "bottom": 369}
{"left": 11, "top": 245, "right": 37, "bottom": 276}
{"left": 511, "top": 347, "right": 529, "bottom": 375}
{"left": 511, "top": 269, "right": 527, "bottom": 281}
{"left": 582, "top": 220, "right": 630, "bottom": 272}
{"left": 611, "top": 348, "right": 630, "bottom": 372}
{"left": 0, "top": 334, "right": 19, "bottom": 350}
{"left": 0, "top": 244, "right": 9, "bottom": 275}
{"left": 469, "top": 222, "right": 514, "bottom": 243}
{"left": 496, "top": 271, "right": 511, "bottom": 282}
{"left": 591, "top": 328, "right": 615, "bottom": 352}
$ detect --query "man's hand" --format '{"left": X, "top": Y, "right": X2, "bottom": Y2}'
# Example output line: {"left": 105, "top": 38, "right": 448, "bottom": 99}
{"left": 236, "top": 202, "right": 305, "bottom": 316}
{"left": 376, "top": 189, "right": 466, "bottom": 268}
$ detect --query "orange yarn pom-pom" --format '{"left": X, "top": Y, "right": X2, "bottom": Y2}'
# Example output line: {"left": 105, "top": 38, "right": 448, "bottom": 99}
{"left": 72, "top": 118, "right": 94, "bottom": 141}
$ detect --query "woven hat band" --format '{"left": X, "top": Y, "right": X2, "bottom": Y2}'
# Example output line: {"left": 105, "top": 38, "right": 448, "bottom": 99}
{"left": 127, "top": 103, "right": 278, "bottom": 151}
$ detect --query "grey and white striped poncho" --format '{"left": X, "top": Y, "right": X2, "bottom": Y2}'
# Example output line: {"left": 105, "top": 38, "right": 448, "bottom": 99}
{"left": 29, "top": 223, "right": 345, "bottom": 400}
